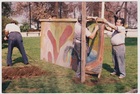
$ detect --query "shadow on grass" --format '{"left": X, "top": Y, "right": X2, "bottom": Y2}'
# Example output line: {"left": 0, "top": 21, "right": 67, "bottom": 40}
{"left": 2, "top": 81, "right": 11, "bottom": 93}
{"left": 12, "top": 57, "right": 23, "bottom": 65}
{"left": 125, "top": 37, "right": 137, "bottom": 46}
{"left": 103, "top": 63, "right": 114, "bottom": 73}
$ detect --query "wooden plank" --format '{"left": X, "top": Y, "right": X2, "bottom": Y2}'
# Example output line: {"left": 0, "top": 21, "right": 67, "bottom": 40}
{"left": 81, "top": 2, "right": 86, "bottom": 83}
{"left": 39, "top": 19, "right": 77, "bottom": 22}
{"left": 39, "top": 18, "right": 105, "bottom": 23}
{"left": 101, "top": 2, "right": 105, "bottom": 18}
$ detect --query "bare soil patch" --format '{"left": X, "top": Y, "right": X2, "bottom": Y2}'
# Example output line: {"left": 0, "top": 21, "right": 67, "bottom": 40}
{"left": 2, "top": 66, "right": 48, "bottom": 81}
{"left": 72, "top": 74, "right": 99, "bottom": 86}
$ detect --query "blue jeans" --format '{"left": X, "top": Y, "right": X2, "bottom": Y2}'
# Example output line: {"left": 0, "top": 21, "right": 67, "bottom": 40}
{"left": 73, "top": 42, "right": 97, "bottom": 77}
{"left": 7, "top": 32, "right": 28, "bottom": 65}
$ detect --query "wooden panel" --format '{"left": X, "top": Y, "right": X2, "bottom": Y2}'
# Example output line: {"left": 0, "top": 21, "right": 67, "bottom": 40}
{"left": 40, "top": 19, "right": 104, "bottom": 74}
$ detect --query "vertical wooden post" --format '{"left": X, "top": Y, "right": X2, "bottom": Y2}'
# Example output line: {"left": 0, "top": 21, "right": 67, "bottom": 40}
{"left": 101, "top": 2, "right": 105, "bottom": 18}
{"left": 81, "top": 2, "right": 86, "bottom": 83}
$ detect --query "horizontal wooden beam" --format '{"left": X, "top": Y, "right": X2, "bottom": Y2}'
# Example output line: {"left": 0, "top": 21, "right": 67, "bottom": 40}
{"left": 39, "top": 19, "right": 77, "bottom": 22}
{"left": 87, "top": 18, "right": 104, "bottom": 23}
{"left": 39, "top": 18, "right": 104, "bottom": 23}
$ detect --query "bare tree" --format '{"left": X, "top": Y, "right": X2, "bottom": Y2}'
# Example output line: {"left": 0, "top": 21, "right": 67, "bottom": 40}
{"left": 12, "top": 2, "right": 60, "bottom": 29}
{"left": 105, "top": 2, "right": 125, "bottom": 23}
{"left": 2, "top": 2, "right": 12, "bottom": 17}
{"left": 10, "top": 1, "right": 137, "bottom": 28}
{"left": 65, "top": 2, "right": 101, "bottom": 18}
{"left": 125, "top": 2, "right": 137, "bottom": 28}
{"left": 86, "top": 2, "right": 101, "bottom": 17}
{"left": 104, "top": 1, "right": 137, "bottom": 28}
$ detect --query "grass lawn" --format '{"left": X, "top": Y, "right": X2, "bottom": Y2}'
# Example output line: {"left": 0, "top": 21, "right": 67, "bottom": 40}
{"left": 2, "top": 37, "right": 138, "bottom": 93}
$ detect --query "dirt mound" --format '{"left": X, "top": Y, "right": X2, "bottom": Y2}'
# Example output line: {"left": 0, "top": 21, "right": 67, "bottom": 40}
{"left": 2, "top": 66, "right": 48, "bottom": 80}
{"left": 72, "top": 74, "right": 99, "bottom": 86}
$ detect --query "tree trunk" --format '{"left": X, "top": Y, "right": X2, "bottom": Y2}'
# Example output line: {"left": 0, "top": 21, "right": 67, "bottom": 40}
{"left": 55, "top": 2, "right": 58, "bottom": 18}
{"left": 59, "top": 2, "right": 62, "bottom": 18}
{"left": 124, "top": 2, "right": 127, "bottom": 25}
{"left": 29, "top": 2, "right": 31, "bottom": 29}
{"left": 37, "top": 20, "right": 39, "bottom": 30}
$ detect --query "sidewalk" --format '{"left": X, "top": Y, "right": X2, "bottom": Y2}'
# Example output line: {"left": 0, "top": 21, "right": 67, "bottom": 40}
{"left": 21, "top": 29, "right": 138, "bottom": 38}
{"left": 104, "top": 29, "right": 137, "bottom": 38}
{"left": 21, "top": 32, "right": 40, "bottom": 37}
{"left": 125, "top": 29, "right": 138, "bottom": 37}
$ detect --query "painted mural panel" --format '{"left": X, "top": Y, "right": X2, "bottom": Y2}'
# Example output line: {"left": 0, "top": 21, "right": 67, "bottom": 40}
{"left": 40, "top": 19, "right": 103, "bottom": 71}
{"left": 41, "top": 20, "right": 75, "bottom": 68}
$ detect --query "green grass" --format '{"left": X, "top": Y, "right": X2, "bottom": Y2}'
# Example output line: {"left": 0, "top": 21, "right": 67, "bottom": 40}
{"left": 2, "top": 37, "right": 138, "bottom": 93}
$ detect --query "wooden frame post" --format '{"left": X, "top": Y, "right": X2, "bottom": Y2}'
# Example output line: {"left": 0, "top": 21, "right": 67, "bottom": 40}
{"left": 101, "top": 2, "right": 105, "bottom": 18}
{"left": 81, "top": 2, "right": 86, "bottom": 83}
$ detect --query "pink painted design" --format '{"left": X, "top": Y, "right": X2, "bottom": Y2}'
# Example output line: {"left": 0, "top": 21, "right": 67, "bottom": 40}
{"left": 59, "top": 25, "right": 73, "bottom": 48}
{"left": 47, "top": 25, "right": 73, "bottom": 64}
{"left": 48, "top": 51, "right": 52, "bottom": 62}
{"left": 47, "top": 30, "right": 58, "bottom": 62}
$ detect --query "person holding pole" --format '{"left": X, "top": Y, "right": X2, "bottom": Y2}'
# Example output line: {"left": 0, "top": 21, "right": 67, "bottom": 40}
{"left": 103, "top": 18, "right": 126, "bottom": 79}
{"left": 4, "top": 20, "right": 29, "bottom": 66}
{"left": 73, "top": 15, "right": 99, "bottom": 78}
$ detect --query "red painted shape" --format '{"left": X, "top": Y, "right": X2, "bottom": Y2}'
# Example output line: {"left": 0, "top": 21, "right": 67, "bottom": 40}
{"left": 47, "top": 30, "right": 58, "bottom": 63}
{"left": 48, "top": 51, "right": 52, "bottom": 62}
{"left": 59, "top": 25, "right": 73, "bottom": 48}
